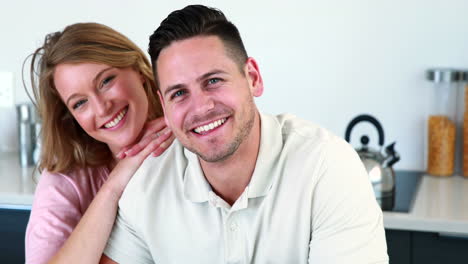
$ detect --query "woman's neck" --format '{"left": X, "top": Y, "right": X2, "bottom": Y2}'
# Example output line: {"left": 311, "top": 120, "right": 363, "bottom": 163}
{"left": 107, "top": 156, "right": 118, "bottom": 171}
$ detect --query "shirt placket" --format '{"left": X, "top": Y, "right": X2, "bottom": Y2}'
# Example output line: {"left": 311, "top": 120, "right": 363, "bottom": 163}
{"left": 208, "top": 190, "right": 248, "bottom": 264}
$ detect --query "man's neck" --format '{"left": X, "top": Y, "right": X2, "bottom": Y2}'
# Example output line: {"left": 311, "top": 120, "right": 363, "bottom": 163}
{"left": 199, "top": 112, "right": 261, "bottom": 206}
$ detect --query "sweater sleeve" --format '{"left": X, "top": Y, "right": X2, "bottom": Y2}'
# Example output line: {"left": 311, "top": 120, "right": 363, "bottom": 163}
{"left": 25, "top": 170, "right": 83, "bottom": 264}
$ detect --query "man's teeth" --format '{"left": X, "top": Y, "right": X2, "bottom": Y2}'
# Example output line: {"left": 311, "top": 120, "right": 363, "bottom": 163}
{"left": 104, "top": 108, "right": 127, "bottom": 128}
{"left": 194, "top": 118, "right": 226, "bottom": 134}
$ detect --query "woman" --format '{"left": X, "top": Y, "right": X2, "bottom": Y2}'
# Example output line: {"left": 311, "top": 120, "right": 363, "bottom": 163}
{"left": 25, "top": 22, "right": 173, "bottom": 263}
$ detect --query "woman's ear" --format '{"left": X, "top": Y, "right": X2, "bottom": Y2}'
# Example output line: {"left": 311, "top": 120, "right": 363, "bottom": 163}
{"left": 140, "top": 73, "right": 146, "bottom": 85}
{"left": 245, "top": 57, "right": 264, "bottom": 97}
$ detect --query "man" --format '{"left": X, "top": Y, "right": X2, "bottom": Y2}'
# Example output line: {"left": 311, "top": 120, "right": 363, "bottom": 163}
{"left": 103, "top": 5, "right": 388, "bottom": 263}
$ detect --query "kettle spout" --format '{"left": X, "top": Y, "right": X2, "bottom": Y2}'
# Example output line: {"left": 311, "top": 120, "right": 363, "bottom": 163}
{"left": 384, "top": 142, "right": 400, "bottom": 167}
{"left": 387, "top": 153, "right": 400, "bottom": 167}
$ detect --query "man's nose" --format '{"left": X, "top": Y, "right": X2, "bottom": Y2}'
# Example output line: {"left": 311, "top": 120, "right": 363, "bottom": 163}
{"left": 191, "top": 89, "right": 215, "bottom": 114}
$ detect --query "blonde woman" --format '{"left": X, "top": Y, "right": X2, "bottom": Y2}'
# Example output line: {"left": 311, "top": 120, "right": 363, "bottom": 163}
{"left": 25, "top": 23, "right": 174, "bottom": 263}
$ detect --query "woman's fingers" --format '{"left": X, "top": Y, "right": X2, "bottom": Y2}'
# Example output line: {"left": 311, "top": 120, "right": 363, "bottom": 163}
{"left": 141, "top": 117, "right": 167, "bottom": 138}
{"left": 124, "top": 128, "right": 172, "bottom": 157}
{"left": 132, "top": 133, "right": 173, "bottom": 163}
{"left": 152, "top": 134, "right": 175, "bottom": 157}
{"left": 116, "top": 118, "right": 168, "bottom": 159}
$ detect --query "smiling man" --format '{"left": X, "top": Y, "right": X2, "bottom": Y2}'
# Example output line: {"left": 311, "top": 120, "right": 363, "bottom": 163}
{"left": 102, "top": 5, "right": 388, "bottom": 264}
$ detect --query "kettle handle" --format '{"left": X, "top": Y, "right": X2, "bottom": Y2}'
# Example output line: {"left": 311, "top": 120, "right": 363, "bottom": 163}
{"left": 345, "top": 114, "right": 385, "bottom": 147}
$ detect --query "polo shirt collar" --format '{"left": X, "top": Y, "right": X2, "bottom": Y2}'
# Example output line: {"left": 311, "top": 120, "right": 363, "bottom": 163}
{"left": 247, "top": 113, "right": 283, "bottom": 198}
{"left": 183, "top": 113, "right": 283, "bottom": 202}
{"left": 183, "top": 148, "right": 211, "bottom": 203}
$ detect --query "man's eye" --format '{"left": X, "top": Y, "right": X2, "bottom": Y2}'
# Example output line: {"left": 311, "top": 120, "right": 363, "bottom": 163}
{"left": 72, "top": 99, "right": 87, "bottom": 110}
{"left": 172, "top": 90, "right": 186, "bottom": 99}
{"left": 207, "top": 78, "right": 220, "bottom": 85}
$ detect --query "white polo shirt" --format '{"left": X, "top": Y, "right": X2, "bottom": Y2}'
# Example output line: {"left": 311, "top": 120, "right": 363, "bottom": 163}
{"left": 104, "top": 113, "right": 388, "bottom": 264}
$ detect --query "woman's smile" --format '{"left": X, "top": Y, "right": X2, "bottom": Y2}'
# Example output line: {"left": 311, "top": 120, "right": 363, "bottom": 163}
{"left": 102, "top": 106, "right": 128, "bottom": 130}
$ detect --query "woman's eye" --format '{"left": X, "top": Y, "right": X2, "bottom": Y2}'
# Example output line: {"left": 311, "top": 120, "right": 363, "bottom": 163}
{"left": 72, "top": 99, "right": 87, "bottom": 110}
{"left": 101, "top": 75, "right": 115, "bottom": 87}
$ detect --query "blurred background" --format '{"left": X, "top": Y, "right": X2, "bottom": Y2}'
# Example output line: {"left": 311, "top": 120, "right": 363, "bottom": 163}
{"left": 2, "top": 0, "right": 468, "bottom": 171}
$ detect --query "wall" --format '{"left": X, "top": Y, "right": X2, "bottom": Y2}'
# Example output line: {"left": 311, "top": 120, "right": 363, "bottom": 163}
{"left": 1, "top": 0, "right": 468, "bottom": 170}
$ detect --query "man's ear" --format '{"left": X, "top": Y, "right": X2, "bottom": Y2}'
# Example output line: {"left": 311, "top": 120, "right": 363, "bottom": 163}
{"left": 157, "top": 90, "right": 169, "bottom": 125}
{"left": 245, "top": 57, "right": 264, "bottom": 97}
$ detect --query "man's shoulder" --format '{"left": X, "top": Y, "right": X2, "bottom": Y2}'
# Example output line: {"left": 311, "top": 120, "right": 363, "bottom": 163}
{"left": 120, "top": 140, "right": 188, "bottom": 202}
{"left": 267, "top": 113, "right": 356, "bottom": 163}
{"left": 272, "top": 113, "right": 341, "bottom": 145}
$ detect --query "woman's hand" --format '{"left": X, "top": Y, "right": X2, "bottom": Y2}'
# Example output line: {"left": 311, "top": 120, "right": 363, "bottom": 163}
{"left": 107, "top": 117, "right": 174, "bottom": 197}
{"left": 108, "top": 130, "right": 172, "bottom": 198}
{"left": 116, "top": 117, "right": 175, "bottom": 159}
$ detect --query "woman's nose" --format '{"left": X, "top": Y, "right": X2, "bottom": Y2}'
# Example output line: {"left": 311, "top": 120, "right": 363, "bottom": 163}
{"left": 93, "top": 96, "right": 111, "bottom": 116}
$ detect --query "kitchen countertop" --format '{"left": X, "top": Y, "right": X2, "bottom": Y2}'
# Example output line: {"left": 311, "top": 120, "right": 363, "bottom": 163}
{"left": 0, "top": 152, "right": 37, "bottom": 210}
{"left": 1, "top": 152, "right": 468, "bottom": 235}
{"left": 384, "top": 173, "right": 468, "bottom": 236}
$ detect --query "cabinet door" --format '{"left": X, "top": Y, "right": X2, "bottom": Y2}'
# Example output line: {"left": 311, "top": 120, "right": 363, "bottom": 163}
{"left": 385, "top": 229, "right": 411, "bottom": 264}
{"left": 0, "top": 209, "right": 31, "bottom": 264}
{"left": 412, "top": 231, "right": 468, "bottom": 264}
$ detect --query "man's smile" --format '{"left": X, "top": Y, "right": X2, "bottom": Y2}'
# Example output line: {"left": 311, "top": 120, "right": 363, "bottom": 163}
{"left": 192, "top": 117, "right": 227, "bottom": 135}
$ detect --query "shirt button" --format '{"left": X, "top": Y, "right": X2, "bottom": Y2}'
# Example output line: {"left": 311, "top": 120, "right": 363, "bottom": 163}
{"left": 230, "top": 222, "right": 238, "bottom": 232}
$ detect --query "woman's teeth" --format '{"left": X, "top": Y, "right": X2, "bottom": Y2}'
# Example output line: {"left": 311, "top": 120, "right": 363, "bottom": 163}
{"left": 194, "top": 118, "right": 226, "bottom": 134}
{"left": 104, "top": 108, "right": 127, "bottom": 128}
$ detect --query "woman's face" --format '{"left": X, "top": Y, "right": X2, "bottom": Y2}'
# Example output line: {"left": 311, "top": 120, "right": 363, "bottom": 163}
{"left": 54, "top": 63, "right": 149, "bottom": 155}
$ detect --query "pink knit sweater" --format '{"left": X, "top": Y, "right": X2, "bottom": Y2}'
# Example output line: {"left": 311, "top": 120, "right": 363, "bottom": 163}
{"left": 25, "top": 167, "right": 109, "bottom": 264}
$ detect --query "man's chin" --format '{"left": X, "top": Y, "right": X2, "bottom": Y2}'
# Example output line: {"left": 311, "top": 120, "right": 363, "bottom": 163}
{"left": 199, "top": 153, "right": 231, "bottom": 163}
{"left": 190, "top": 146, "right": 238, "bottom": 163}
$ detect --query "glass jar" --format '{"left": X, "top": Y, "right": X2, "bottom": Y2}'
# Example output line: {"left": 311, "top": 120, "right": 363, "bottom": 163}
{"left": 426, "top": 69, "right": 459, "bottom": 176}
{"left": 462, "top": 71, "right": 468, "bottom": 177}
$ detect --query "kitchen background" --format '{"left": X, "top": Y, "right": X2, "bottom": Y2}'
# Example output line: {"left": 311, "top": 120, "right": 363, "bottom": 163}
{"left": 2, "top": 0, "right": 468, "bottom": 171}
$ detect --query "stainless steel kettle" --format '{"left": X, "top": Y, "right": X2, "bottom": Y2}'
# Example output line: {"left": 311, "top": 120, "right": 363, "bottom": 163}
{"left": 345, "top": 114, "right": 400, "bottom": 210}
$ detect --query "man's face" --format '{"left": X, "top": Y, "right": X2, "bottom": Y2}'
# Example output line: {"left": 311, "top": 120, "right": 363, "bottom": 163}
{"left": 156, "top": 36, "right": 263, "bottom": 162}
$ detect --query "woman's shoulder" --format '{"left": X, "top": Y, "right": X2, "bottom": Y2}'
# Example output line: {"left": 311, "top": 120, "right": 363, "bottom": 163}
{"left": 38, "top": 166, "right": 109, "bottom": 190}
{"left": 35, "top": 166, "right": 109, "bottom": 208}
{"left": 26, "top": 166, "right": 109, "bottom": 263}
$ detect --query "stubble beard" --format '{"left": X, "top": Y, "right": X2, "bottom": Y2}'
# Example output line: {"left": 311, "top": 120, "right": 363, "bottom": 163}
{"left": 186, "top": 98, "right": 256, "bottom": 163}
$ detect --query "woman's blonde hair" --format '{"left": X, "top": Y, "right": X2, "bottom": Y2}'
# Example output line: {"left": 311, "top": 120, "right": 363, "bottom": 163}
{"left": 28, "top": 22, "right": 163, "bottom": 174}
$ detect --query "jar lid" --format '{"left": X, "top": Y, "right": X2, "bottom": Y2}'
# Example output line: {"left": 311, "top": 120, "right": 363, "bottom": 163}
{"left": 460, "top": 71, "right": 468, "bottom": 81}
{"left": 426, "top": 68, "right": 460, "bottom": 83}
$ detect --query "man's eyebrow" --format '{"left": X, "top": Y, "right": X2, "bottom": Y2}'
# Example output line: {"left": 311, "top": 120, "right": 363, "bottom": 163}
{"left": 163, "top": 83, "right": 186, "bottom": 98}
{"left": 196, "top": 70, "right": 227, "bottom": 83}
{"left": 162, "top": 70, "right": 227, "bottom": 98}
{"left": 65, "top": 67, "right": 113, "bottom": 107}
